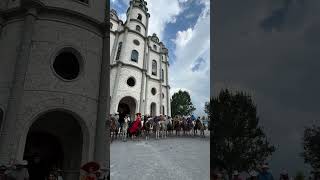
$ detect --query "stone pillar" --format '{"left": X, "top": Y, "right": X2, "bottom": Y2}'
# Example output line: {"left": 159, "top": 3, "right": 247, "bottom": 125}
{"left": 110, "top": 31, "right": 119, "bottom": 64}
{"left": 144, "top": 45, "right": 150, "bottom": 115}
{"left": 0, "top": 7, "right": 37, "bottom": 164}
{"left": 93, "top": 16, "right": 110, "bottom": 171}
{"left": 159, "top": 54, "right": 163, "bottom": 115}
{"left": 139, "top": 36, "right": 148, "bottom": 114}
{"left": 110, "top": 27, "right": 128, "bottom": 112}
{"left": 166, "top": 57, "right": 170, "bottom": 116}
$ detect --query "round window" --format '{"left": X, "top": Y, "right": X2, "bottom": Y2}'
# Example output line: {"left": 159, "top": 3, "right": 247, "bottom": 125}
{"left": 133, "top": 40, "right": 140, "bottom": 46}
{"left": 53, "top": 51, "right": 80, "bottom": 80}
{"left": 127, "top": 77, "right": 136, "bottom": 87}
{"left": 151, "top": 88, "right": 156, "bottom": 95}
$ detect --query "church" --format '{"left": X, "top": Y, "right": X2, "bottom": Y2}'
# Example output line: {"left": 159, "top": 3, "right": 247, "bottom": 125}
{"left": 110, "top": 0, "right": 171, "bottom": 120}
{"left": 0, "top": 0, "right": 109, "bottom": 179}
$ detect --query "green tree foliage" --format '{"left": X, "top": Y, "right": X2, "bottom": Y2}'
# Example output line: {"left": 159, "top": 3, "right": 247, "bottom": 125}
{"left": 205, "top": 101, "right": 210, "bottom": 115}
{"left": 171, "top": 90, "right": 196, "bottom": 117}
{"left": 211, "top": 89, "right": 275, "bottom": 178}
{"left": 205, "top": 99, "right": 213, "bottom": 131}
{"left": 302, "top": 125, "right": 320, "bottom": 170}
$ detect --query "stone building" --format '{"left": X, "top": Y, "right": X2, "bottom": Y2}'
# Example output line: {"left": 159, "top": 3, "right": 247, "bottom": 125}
{"left": 110, "top": 0, "right": 171, "bottom": 120}
{"left": 0, "top": 0, "right": 109, "bottom": 179}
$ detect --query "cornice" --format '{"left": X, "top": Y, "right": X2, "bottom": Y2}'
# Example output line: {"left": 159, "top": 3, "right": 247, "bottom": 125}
{"left": 0, "top": 2, "right": 108, "bottom": 34}
{"left": 111, "top": 61, "right": 144, "bottom": 72}
{"left": 129, "top": 18, "right": 146, "bottom": 29}
{"left": 127, "top": 28, "right": 146, "bottom": 40}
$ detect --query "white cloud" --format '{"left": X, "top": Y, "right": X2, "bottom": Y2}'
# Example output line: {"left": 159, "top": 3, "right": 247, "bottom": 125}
{"left": 169, "top": 0, "right": 210, "bottom": 117}
{"left": 175, "top": 28, "right": 194, "bottom": 47}
{"left": 119, "top": 13, "right": 127, "bottom": 22}
{"left": 146, "top": 0, "right": 183, "bottom": 39}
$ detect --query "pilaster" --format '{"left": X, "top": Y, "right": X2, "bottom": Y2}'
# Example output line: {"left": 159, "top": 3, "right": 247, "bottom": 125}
{"left": 110, "top": 31, "right": 120, "bottom": 64}
{"left": 94, "top": 13, "right": 110, "bottom": 171}
{"left": 0, "top": 7, "right": 37, "bottom": 164}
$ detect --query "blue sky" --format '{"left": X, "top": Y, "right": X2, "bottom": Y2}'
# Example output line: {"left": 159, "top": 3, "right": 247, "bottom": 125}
{"left": 111, "top": 0, "right": 210, "bottom": 117}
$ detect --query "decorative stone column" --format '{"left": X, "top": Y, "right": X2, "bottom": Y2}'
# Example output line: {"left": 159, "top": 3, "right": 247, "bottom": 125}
{"left": 93, "top": 11, "right": 110, "bottom": 172}
{"left": 110, "top": 31, "right": 120, "bottom": 64}
{"left": 110, "top": 27, "right": 128, "bottom": 112}
{"left": 166, "top": 58, "right": 170, "bottom": 116}
{"left": 0, "top": 7, "right": 37, "bottom": 164}
{"left": 159, "top": 54, "right": 163, "bottom": 115}
{"left": 139, "top": 35, "right": 149, "bottom": 114}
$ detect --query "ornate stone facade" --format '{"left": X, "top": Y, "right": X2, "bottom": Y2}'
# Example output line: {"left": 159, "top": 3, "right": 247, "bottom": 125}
{"left": 110, "top": 0, "right": 171, "bottom": 119}
{"left": 0, "top": 0, "right": 109, "bottom": 179}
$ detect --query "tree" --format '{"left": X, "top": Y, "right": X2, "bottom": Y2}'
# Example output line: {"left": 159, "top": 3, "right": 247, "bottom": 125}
{"left": 302, "top": 125, "right": 320, "bottom": 170}
{"left": 211, "top": 89, "right": 275, "bottom": 179}
{"left": 205, "top": 99, "right": 213, "bottom": 131}
{"left": 205, "top": 101, "right": 210, "bottom": 115}
{"left": 171, "top": 90, "right": 196, "bottom": 117}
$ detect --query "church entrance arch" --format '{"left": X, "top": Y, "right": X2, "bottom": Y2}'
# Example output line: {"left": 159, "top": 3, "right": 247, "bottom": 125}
{"left": 117, "top": 96, "right": 137, "bottom": 121}
{"left": 23, "top": 110, "right": 83, "bottom": 180}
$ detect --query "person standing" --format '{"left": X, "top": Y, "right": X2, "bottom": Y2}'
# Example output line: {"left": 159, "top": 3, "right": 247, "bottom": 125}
{"left": 118, "top": 111, "right": 125, "bottom": 133}
{"left": 128, "top": 113, "right": 142, "bottom": 140}
{"left": 258, "top": 164, "right": 274, "bottom": 180}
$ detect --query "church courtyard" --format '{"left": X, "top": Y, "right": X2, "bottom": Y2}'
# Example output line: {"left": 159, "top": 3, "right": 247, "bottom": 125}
{"left": 110, "top": 135, "right": 210, "bottom": 180}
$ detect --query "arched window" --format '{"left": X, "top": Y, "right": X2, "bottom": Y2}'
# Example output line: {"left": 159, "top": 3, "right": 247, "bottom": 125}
{"left": 152, "top": 60, "right": 157, "bottom": 75}
{"left": 161, "top": 69, "right": 164, "bottom": 81}
{"left": 136, "top": 25, "right": 141, "bottom": 32}
{"left": 131, "top": 50, "right": 139, "bottom": 62}
{"left": 0, "top": 108, "right": 3, "bottom": 130}
{"left": 110, "top": 22, "right": 113, "bottom": 30}
{"left": 153, "top": 45, "right": 157, "bottom": 50}
{"left": 137, "top": 14, "right": 142, "bottom": 21}
{"left": 116, "top": 42, "right": 122, "bottom": 60}
{"left": 162, "top": 105, "right": 165, "bottom": 115}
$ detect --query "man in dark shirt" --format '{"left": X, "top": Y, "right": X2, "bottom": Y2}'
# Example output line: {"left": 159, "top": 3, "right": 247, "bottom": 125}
{"left": 118, "top": 111, "right": 125, "bottom": 132}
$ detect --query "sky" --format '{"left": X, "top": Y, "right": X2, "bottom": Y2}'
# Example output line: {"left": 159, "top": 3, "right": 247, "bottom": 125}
{"left": 213, "top": 0, "right": 320, "bottom": 176}
{"left": 111, "top": 0, "right": 210, "bottom": 118}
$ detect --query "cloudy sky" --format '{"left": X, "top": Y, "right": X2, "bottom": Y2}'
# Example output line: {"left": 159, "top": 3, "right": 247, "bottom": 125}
{"left": 111, "top": 0, "right": 210, "bottom": 117}
{"left": 213, "top": 0, "right": 320, "bottom": 176}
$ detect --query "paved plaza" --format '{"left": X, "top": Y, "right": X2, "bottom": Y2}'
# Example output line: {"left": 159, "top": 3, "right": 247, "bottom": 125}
{"left": 110, "top": 135, "right": 210, "bottom": 180}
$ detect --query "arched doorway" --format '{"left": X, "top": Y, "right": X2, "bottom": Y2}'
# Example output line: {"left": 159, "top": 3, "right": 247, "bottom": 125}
{"left": 150, "top": 103, "right": 156, "bottom": 117}
{"left": 24, "top": 111, "right": 83, "bottom": 180}
{"left": 118, "top": 96, "right": 136, "bottom": 121}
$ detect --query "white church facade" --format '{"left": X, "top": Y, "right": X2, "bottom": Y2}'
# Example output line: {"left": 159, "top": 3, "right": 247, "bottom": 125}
{"left": 110, "top": 0, "right": 171, "bottom": 119}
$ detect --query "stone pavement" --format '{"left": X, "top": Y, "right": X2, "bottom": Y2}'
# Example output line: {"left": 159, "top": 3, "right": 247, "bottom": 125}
{"left": 110, "top": 135, "right": 210, "bottom": 180}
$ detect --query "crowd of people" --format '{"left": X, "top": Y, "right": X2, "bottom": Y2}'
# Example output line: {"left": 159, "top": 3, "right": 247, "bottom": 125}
{"left": 0, "top": 160, "right": 109, "bottom": 180}
{"left": 110, "top": 111, "right": 208, "bottom": 141}
{"left": 213, "top": 164, "right": 320, "bottom": 180}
